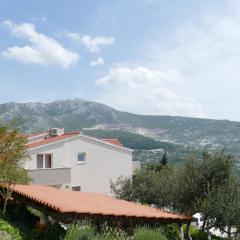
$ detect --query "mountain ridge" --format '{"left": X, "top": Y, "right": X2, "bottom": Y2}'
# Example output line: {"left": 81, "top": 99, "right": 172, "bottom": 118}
{"left": 1, "top": 98, "right": 240, "bottom": 160}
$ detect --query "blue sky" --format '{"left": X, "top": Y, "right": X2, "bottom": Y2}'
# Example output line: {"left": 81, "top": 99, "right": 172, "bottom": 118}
{"left": 0, "top": 0, "right": 240, "bottom": 120}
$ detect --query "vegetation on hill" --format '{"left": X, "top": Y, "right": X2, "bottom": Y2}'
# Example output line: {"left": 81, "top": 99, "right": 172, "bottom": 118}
{"left": 83, "top": 129, "right": 176, "bottom": 150}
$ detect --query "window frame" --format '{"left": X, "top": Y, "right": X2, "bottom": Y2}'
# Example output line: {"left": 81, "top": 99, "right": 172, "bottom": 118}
{"left": 36, "top": 153, "right": 53, "bottom": 169}
{"left": 45, "top": 154, "right": 52, "bottom": 169}
{"left": 77, "top": 152, "right": 86, "bottom": 163}
{"left": 36, "top": 154, "right": 44, "bottom": 169}
{"left": 72, "top": 186, "right": 81, "bottom": 191}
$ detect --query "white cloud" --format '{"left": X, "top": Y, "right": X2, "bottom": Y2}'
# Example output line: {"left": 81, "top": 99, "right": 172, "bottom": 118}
{"left": 142, "top": 10, "right": 240, "bottom": 119}
{"left": 90, "top": 57, "right": 104, "bottom": 66}
{"left": 96, "top": 67, "right": 205, "bottom": 117}
{"left": 82, "top": 35, "right": 115, "bottom": 52}
{"left": 65, "top": 31, "right": 115, "bottom": 52}
{"left": 1, "top": 21, "right": 80, "bottom": 68}
{"left": 65, "top": 32, "right": 82, "bottom": 41}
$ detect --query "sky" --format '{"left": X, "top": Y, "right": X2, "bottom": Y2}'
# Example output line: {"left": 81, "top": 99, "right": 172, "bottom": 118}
{"left": 0, "top": 0, "right": 240, "bottom": 120}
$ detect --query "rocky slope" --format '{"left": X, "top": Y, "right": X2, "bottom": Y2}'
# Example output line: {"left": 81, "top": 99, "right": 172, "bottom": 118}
{"left": 1, "top": 99, "right": 240, "bottom": 160}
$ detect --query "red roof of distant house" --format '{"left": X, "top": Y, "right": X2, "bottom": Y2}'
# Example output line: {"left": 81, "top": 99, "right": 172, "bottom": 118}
{"left": 24, "top": 130, "right": 49, "bottom": 138}
{"left": 25, "top": 129, "right": 125, "bottom": 149}
{"left": 26, "top": 131, "right": 80, "bottom": 149}
{"left": 101, "top": 139, "right": 123, "bottom": 147}
{"left": 10, "top": 184, "right": 192, "bottom": 223}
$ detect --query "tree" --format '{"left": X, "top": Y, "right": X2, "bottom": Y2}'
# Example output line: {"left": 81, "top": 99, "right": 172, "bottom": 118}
{"left": 111, "top": 167, "right": 173, "bottom": 208}
{"left": 161, "top": 151, "right": 168, "bottom": 166}
{"left": 199, "top": 177, "right": 240, "bottom": 240}
{"left": 111, "top": 149, "right": 238, "bottom": 239}
{"left": 167, "top": 150, "right": 237, "bottom": 239}
{"left": 0, "top": 121, "right": 30, "bottom": 214}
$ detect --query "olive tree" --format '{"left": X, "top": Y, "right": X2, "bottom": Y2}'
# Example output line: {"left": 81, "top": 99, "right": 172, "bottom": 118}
{"left": 0, "top": 121, "right": 30, "bottom": 214}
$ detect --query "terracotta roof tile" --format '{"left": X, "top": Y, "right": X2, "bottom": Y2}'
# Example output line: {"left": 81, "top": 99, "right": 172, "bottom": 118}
{"left": 24, "top": 130, "right": 49, "bottom": 138}
{"left": 11, "top": 184, "right": 192, "bottom": 222}
{"left": 101, "top": 139, "right": 123, "bottom": 147}
{"left": 26, "top": 132, "right": 80, "bottom": 149}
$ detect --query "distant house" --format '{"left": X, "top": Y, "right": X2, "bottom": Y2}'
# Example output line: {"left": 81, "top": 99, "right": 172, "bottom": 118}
{"left": 24, "top": 128, "right": 133, "bottom": 195}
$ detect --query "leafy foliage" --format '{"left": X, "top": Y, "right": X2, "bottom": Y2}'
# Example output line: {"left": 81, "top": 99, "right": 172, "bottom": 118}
{"left": 112, "top": 149, "right": 239, "bottom": 239}
{"left": 0, "top": 217, "right": 23, "bottom": 240}
{"left": 0, "top": 121, "right": 30, "bottom": 214}
{"left": 64, "top": 222, "right": 174, "bottom": 240}
{"left": 133, "top": 227, "right": 167, "bottom": 240}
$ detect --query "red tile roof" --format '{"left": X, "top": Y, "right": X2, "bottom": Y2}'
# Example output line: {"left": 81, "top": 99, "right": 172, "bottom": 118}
{"left": 24, "top": 130, "right": 49, "bottom": 138}
{"left": 101, "top": 139, "right": 123, "bottom": 147}
{"left": 11, "top": 184, "right": 192, "bottom": 222}
{"left": 25, "top": 129, "right": 126, "bottom": 150}
{"left": 26, "top": 131, "right": 80, "bottom": 149}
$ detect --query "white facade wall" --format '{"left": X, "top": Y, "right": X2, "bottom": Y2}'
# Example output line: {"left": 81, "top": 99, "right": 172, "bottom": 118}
{"left": 25, "top": 136, "right": 132, "bottom": 195}
{"left": 25, "top": 141, "right": 66, "bottom": 169}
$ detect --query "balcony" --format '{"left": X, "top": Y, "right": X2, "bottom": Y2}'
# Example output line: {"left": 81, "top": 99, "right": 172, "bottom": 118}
{"left": 28, "top": 167, "right": 71, "bottom": 186}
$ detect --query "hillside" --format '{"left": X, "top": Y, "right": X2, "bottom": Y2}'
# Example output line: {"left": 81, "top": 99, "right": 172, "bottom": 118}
{"left": 0, "top": 98, "right": 240, "bottom": 162}
{"left": 83, "top": 129, "right": 177, "bottom": 150}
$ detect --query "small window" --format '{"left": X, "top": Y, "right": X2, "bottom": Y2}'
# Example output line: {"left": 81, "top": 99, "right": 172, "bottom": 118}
{"left": 77, "top": 152, "right": 86, "bottom": 162}
{"left": 72, "top": 186, "right": 81, "bottom": 191}
{"left": 45, "top": 154, "right": 52, "bottom": 168}
{"left": 37, "top": 154, "right": 43, "bottom": 169}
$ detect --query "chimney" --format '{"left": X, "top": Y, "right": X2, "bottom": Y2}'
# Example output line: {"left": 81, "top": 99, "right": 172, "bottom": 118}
{"left": 50, "top": 128, "right": 64, "bottom": 136}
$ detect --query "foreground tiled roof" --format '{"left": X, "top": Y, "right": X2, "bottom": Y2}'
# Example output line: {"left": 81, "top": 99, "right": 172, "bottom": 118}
{"left": 101, "top": 139, "right": 123, "bottom": 147}
{"left": 11, "top": 184, "right": 192, "bottom": 222}
{"left": 26, "top": 131, "right": 80, "bottom": 149}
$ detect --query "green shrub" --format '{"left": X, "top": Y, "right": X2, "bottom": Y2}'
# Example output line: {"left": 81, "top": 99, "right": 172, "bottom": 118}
{"left": 96, "top": 223, "right": 128, "bottom": 240}
{"left": 133, "top": 227, "right": 167, "bottom": 240}
{"left": 161, "top": 224, "right": 181, "bottom": 240}
{"left": 0, "top": 217, "right": 23, "bottom": 240}
{"left": 186, "top": 226, "right": 224, "bottom": 240}
{"left": 64, "top": 224, "right": 95, "bottom": 240}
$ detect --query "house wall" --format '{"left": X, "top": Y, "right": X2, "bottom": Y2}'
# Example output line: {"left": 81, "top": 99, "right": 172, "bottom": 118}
{"left": 65, "top": 136, "right": 132, "bottom": 195}
{"left": 26, "top": 136, "right": 132, "bottom": 195}
{"left": 26, "top": 141, "right": 66, "bottom": 169}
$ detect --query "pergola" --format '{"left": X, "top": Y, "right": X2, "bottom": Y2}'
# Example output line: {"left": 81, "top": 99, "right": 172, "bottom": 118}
{"left": 4, "top": 184, "right": 192, "bottom": 228}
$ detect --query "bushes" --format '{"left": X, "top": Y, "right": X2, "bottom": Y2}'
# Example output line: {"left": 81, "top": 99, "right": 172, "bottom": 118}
{"left": 0, "top": 217, "right": 23, "bottom": 240}
{"left": 64, "top": 222, "right": 128, "bottom": 240}
{"left": 186, "top": 225, "right": 224, "bottom": 240}
{"left": 2, "top": 203, "right": 65, "bottom": 240}
{"left": 64, "top": 224, "right": 95, "bottom": 240}
{"left": 133, "top": 228, "right": 167, "bottom": 240}
{"left": 64, "top": 222, "right": 172, "bottom": 240}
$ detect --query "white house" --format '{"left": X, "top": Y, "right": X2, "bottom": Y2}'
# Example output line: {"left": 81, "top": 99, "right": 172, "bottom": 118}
{"left": 25, "top": 128, "right": 133, "bottom": 195}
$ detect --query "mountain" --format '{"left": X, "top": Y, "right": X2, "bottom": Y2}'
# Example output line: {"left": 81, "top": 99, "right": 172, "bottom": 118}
{"left": 1, "top": 98, "right": 240, "bottom": 163}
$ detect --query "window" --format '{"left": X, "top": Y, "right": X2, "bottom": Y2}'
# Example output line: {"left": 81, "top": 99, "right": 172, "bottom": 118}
{"left": 36, "top": 154, "right": 53, "bottom": 169}
{"left": 37, "top": 154, "right": 43, "bottom": 169}
{"left": 77, "top": 152, "right": 86, "bottom": 163}
{"left": 72, "top": 186, "right": 81, "bottom": 191}
{"left": 45, "top": 154, "right": 52, "bottom": 168}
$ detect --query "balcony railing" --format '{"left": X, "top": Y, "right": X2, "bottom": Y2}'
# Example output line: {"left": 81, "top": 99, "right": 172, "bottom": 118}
{"left": 28, "top": 167, "right": 71, "bottom": 186}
